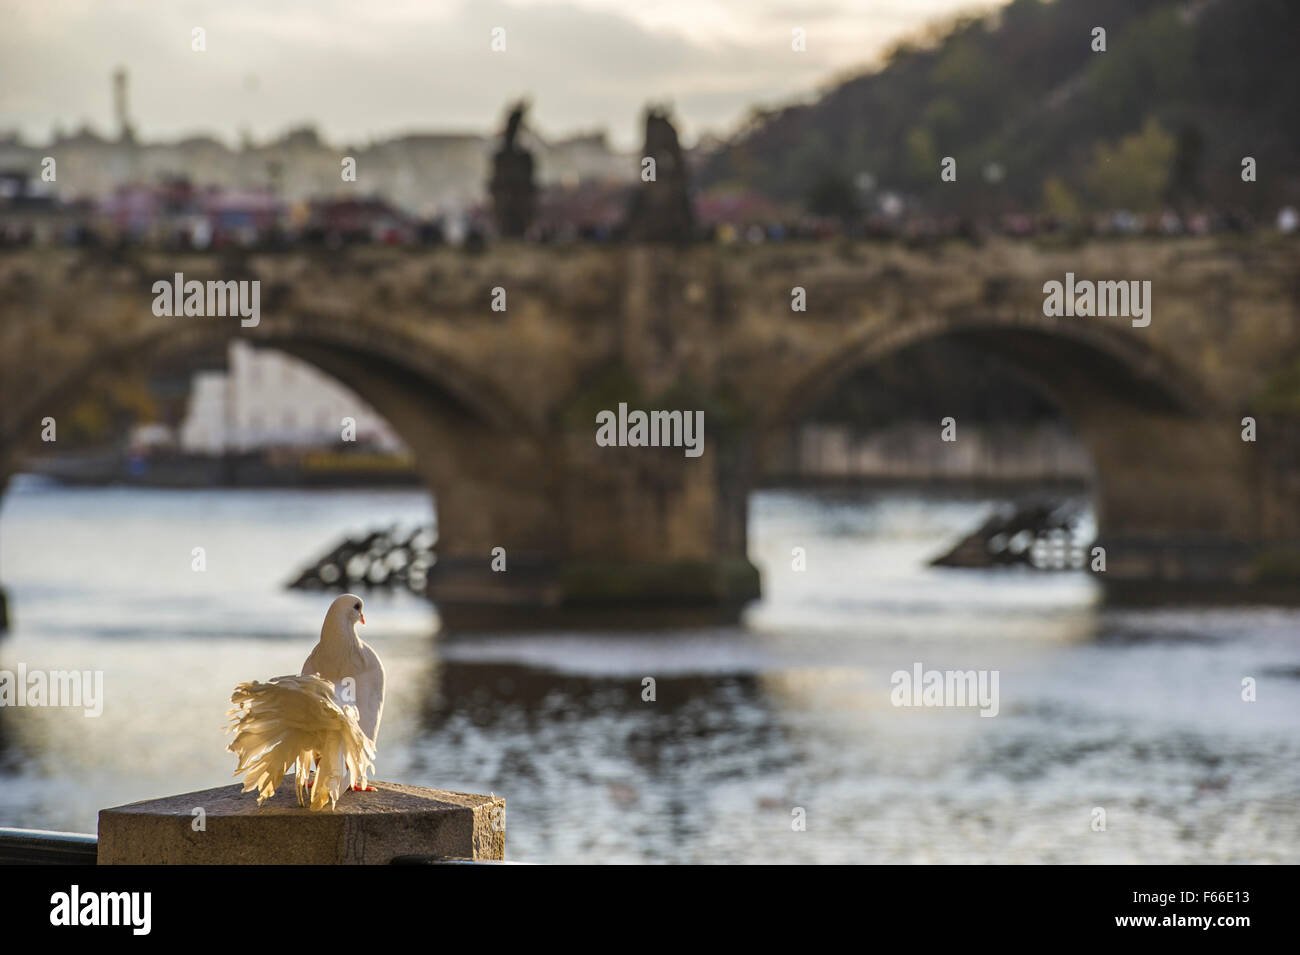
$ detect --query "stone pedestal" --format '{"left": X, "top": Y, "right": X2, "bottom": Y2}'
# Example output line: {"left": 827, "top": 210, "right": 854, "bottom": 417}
{"left": 97, "top": 781, "right": 504, "bottom": 865}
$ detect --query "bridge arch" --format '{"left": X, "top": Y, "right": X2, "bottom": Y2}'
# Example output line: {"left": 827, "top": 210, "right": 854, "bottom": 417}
{"left": 0, "top": 310, "right": 563, "bottom": 622}
{"left": 762, "top": 311, "right": 1212, "bottom": 428}
{"left": 758, "top": 312, "right": 1258, "bottom": 557}
{"left": 4, "top": 311, "right": 535, "bottom": 451}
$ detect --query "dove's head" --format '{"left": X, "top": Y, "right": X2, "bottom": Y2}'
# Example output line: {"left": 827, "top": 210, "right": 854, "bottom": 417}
{"left": 327, "top": 593, "right": 365, "bottom": 629}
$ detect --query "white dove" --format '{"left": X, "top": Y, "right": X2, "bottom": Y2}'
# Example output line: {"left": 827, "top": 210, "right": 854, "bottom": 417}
{"left": 226, "top": 594, "right": 387, "bottom": 811}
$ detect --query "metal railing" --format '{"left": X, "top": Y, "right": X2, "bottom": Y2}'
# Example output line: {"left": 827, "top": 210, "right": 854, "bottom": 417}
{"left": 0, "top": 827, "right": 98, "bottom": 865}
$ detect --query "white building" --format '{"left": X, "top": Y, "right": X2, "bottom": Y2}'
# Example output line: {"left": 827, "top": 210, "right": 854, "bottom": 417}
{"left": 179, "top": 341, "right": 403, "bottom": 453}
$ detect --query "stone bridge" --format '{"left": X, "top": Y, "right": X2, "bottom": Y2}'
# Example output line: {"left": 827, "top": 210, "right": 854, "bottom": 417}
{"left": 2, "top": 237, "right": 1299, "bottom": 627}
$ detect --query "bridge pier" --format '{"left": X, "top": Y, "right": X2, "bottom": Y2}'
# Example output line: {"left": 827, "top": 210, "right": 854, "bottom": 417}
{"left": 1072, "top": 393, "right": 1299, "bottom": 600}
{"left": 426, "top": 427, "right": 761, "bottom": 629}
{"left": 0, "top": 469, "right": 10, "bottom": 631}
{"left": 429, "top": 555, "right": 761, "bottom": 629}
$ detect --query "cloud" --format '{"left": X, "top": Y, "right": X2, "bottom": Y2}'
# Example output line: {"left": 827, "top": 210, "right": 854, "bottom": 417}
{"left": 0, "top": 0, "right": 1001, "bottom": 148}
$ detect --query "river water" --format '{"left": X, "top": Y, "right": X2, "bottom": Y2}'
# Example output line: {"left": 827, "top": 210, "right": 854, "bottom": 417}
{"left": 1, "top": 480, "right": 1297, "bottom": 863}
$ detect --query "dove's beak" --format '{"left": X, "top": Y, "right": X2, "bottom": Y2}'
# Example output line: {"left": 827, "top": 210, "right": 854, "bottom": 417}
{"left": 359, "top": 613, "right": 366, "bottom": 625}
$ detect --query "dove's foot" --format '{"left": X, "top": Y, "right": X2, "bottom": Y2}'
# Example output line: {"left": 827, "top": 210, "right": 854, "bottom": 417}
{"left": 349, "top": 784, "right": 376, "bottom": 792}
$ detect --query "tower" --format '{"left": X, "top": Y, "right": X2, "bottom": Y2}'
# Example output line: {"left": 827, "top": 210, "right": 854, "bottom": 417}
{"left": 113, "top": 67, "right": 134, "bottom": 143}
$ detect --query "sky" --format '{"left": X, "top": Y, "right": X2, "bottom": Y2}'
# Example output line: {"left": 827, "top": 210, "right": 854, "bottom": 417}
{"left": 0, "top": 0, "right": 1003, "bottom": 150}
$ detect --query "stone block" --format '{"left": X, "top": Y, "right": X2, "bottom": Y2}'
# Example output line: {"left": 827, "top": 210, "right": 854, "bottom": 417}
{"left": 97, "top": 781, "right": 505, "bottom": 864}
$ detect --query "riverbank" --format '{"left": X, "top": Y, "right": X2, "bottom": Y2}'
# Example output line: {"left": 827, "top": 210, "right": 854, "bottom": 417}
{"left": 22, "top": 448, "right": 420, "bottom": 488}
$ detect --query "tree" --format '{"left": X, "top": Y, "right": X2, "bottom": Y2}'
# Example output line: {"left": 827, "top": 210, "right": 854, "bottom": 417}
{"left": 1085, "top": 117, "right": 1176, "bottom": 211}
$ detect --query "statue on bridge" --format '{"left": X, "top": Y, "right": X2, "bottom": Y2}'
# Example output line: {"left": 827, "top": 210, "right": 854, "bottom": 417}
{"left": 488, "top": 100, "right": 537, "bottom": 239}
{"left": 625, "top": 106, "right": 695, "bottom": 243}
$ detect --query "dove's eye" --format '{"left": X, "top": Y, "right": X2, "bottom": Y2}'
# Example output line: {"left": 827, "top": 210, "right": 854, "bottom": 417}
{"left": 354, "top": 602, "right": 362, "bottom": 611}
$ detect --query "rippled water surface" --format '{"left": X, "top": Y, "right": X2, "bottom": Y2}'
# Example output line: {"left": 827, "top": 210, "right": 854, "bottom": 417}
{"left": 1, "top": 481, "right": 1297, "bottom": 863}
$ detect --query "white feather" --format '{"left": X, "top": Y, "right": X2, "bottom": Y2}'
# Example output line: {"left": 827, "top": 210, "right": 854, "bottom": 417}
{"left": 225, "top": 594, "right": 386, "bottom": 809}
{"left": 226, "top": 674, "right": 374, "bottom": 811}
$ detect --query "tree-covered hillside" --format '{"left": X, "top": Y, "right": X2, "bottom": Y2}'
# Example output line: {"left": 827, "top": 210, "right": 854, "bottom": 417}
{"left": 698, "top": 0, "right": 1299, "bottom": 219}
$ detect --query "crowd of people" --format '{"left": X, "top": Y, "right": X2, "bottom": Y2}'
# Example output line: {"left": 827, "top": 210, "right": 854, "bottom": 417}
{"left": 1, "top": 170, "right": 1295, "bottom": 251}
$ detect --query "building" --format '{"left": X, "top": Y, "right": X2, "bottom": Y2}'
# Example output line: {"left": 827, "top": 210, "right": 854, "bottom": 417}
{"left": 178, "top": 341, "right": 403, "bottom": 454}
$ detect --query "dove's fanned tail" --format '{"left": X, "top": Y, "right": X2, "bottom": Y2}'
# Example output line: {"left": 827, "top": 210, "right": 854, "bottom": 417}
{"left": 226, "top": 675, "right": 376, "bottom": 811}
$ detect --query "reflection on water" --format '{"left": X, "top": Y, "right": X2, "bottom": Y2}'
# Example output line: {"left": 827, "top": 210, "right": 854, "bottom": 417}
{"left": 1, "top": 481, "right": 1298, "bottom": 863}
